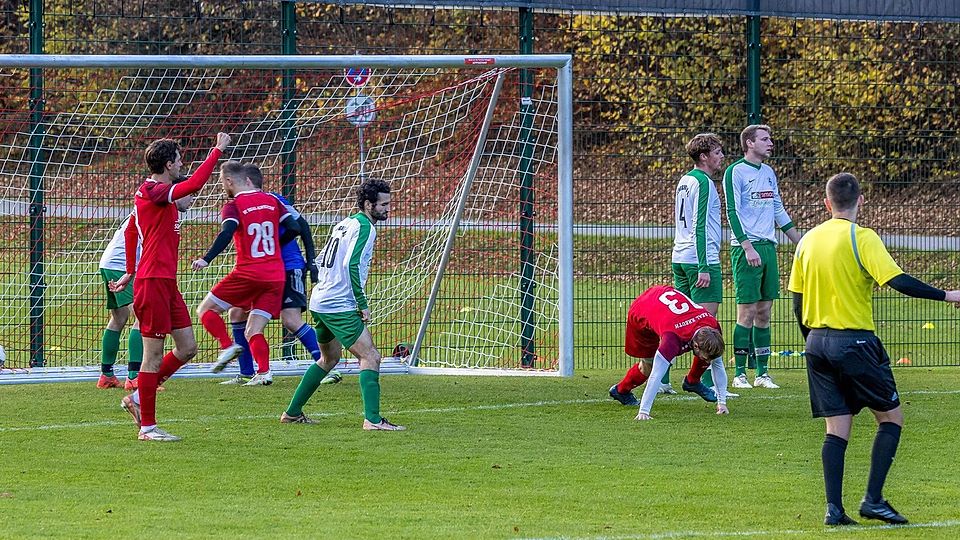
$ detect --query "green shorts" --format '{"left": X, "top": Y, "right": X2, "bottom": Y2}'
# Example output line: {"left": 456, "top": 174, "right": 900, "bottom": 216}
{"left": 100, "top": 268, "right": 133, "bottom": 310}
{"left": 730, "top": 240, "right": 780, "bottom": 304}
{"left": 311, "top": 310, "right": 366, "bottom": 349}
{"left": 671, "top": 263, "right": 722, "bottom": 304}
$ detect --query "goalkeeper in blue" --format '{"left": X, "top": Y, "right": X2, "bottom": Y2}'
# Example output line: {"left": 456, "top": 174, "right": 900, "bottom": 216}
{"left": 281, "top": 178, "right": 405, "bottom": 431}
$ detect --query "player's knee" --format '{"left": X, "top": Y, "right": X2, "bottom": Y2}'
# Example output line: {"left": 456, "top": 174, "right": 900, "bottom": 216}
{"left": 180, "top": 342, "right": 199, "bottom": 360}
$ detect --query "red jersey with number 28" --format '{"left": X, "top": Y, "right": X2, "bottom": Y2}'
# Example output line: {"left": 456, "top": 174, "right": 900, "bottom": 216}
{"left": 221, "top": 190, "right": 290, "bottom": 281}
{"left": 628, "top": 285, "right": 721, "bottom": 361}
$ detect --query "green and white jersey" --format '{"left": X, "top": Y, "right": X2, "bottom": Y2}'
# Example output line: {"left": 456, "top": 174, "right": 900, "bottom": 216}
{"left": 723, "top": 158, "right": 794, "bottom": 246}
{"left": 309, "top": 212, "right": 376, "bottom": 314}
{"left": 672, "top": 168, "right": 721, "bottom": 269}
{"left": 98, "top": 214, "right": 137, "bottom": 271}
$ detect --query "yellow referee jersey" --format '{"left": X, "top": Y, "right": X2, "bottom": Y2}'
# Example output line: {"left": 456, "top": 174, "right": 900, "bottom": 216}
{"left": 788, "top": 218, "right": 903, "bottom": 331}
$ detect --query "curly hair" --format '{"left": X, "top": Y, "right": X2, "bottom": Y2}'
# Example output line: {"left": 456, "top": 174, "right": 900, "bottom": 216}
{"left": 356, "top": 178, "right": 391, "bottom": 210}
{"left": 144, "top": 139, "right": 181, "bottom": 174}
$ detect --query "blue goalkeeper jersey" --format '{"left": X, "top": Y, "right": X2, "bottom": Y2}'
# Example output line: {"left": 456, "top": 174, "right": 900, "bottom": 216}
{"left": 269, "top": 192, "right": 306, "bottom": 270}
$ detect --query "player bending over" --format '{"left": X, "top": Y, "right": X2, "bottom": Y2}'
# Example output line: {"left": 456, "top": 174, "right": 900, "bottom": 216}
{"left": 609, "top": 285, "right": 729, "bottom": 419}
{"left": 193, "top": 161, "right": 301, "bottom": 386}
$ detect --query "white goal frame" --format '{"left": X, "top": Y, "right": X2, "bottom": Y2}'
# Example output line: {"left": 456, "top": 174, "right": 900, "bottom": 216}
{"left": 0, "top": 54, "right": 574, "bottom": 383}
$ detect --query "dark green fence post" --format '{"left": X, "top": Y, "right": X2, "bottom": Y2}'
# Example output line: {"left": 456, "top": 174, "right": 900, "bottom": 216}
{"left": 518, "top": 7, "right": 536, "bottom": 368}
{"left": 746, "top": 12, "right": 762, "bottom": 124}
{"left": 280, "top": 0, "right": 298, "bottom": 362}
{"left": 28, "top": 0, "right": 46, "bottom": 368}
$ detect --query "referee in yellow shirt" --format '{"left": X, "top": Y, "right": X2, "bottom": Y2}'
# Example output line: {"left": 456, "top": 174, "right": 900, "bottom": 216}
{"left": 788, "top": 172, "right": 960, "bottom": 527}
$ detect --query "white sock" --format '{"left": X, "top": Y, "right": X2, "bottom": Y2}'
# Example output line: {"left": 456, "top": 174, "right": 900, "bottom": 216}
{"left": 139, "top": 424, "right": 156, "bottom": 433}
{"left": 131, "top": 390, "right": 140, "bottom": 405}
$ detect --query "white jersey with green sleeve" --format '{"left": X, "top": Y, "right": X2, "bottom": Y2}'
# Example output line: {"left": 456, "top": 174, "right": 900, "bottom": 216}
{"left": 309, "top": 212, "right": 376, "bottom": 314}
{"left": 723, "top": 158, "right": 795, "bottom": 246}
{"left": 671, "top": 168, "right": 721, "bottom": 269}
{"left": 98, "top": 214, "right": 138, "bottom": 271}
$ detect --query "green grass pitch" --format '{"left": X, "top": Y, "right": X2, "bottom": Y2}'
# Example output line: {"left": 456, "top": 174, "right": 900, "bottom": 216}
{"left": 1, "top": 368, "right": 959, "bottom": 538}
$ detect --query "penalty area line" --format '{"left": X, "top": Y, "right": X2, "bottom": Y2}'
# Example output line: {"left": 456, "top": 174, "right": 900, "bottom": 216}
{"left": 519, "top": 519, "right": 960, "bottom": 540}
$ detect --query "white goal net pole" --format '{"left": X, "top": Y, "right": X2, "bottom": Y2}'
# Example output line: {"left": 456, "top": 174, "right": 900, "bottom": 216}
{"left": 409, "top": 70, "right": 506, "bottom": 368}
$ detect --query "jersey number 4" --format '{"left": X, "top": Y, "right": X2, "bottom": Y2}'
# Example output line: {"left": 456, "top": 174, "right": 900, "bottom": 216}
{"left": 247, "top": 221, "right": 276, "bottom": 258}
{"left": 658, "top": 290, "right": 703, "bottom": 315}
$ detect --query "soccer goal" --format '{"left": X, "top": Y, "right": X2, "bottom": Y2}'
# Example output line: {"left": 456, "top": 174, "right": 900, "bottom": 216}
{"left": 0, "top": 54, "right": 573, "bottom": 383}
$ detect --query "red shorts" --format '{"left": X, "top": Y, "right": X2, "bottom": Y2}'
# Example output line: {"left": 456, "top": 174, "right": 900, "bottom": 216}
{"left": 625, "top": 313, "right": 660, "bottom": 359}
{"left": 210, "top": 271, "right": 284, "bottom": 319}
{"left": 134, "top": 277, "right": 192, "bottom": 338}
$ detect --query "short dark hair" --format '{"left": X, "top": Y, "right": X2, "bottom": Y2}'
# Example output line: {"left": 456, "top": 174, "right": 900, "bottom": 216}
{"left": 144, "top": 139, "right": 181, "bottom": 174}
{"left": 826, "top": 172, "right": 861, "bottom": 211}
{"left": 357, "top": 178, "right": 391, "bottom": 209}
{"left": 685, "top": 133, "right": 723, "bottom": 163}
{"left": 220, "top": 160, "right": 244, "bottom": 180}
{"left": 242, "top": 163, "right": 264, "bottom": 189}
{"left": 740, "top": 124, "right": 771, "bottom": 153}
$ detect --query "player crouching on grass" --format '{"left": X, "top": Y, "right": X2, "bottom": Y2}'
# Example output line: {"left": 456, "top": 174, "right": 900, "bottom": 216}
{"left": 192, "top": 161, "right": 301, "bottom": 386}
{"left": 609, "top": 285, "right": 729, "bottom": 419}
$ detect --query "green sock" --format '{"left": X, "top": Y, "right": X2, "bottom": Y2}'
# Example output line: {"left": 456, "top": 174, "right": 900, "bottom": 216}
{"left": 101, "top": 328, "right": 120, "bottom": 376}
{"left": 746, "top": 330, "right": 756, "bottom": 370}
{"left": 359, "top": 369, "right": 382, "bottom": 424}
{"left": 754, "top": 326, "right": 772, "bottom": 376}
{"left": 701, "top": 366, "right": 715, "bottom": 388}
{"left": 285, "top": 363, "right": 328, "bottom": 416}
{"left": 660, "top": 368, "right": 670, "bottom": 385}
{"left": 733, "top": 324, "right": 751, "bottom": 377}
{"left": 127, "top": 328, "right": 143, "bottom": 379}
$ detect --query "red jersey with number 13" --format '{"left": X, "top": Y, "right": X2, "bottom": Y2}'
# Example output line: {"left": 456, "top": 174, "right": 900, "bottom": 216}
{"left": 221, "top": 190, "right": 289, "bottom": 281}
{"left": 629, "top": 285, "right": 721, "bottom": 343}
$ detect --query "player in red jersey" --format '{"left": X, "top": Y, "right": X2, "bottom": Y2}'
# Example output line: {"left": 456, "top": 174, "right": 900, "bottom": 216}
{"left": 608, "top": 285, "right": 730, "bottom": 419}
{"left": 192, "top": 161, "right": 300, "bottom": 386}
{"left": 109, "top": 132, "right": 231, "bottom": 442}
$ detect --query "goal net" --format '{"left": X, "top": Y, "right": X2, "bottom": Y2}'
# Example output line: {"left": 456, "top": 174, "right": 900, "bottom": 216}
{"left": 0, "top": 55, "right": 572, "bottom": 382}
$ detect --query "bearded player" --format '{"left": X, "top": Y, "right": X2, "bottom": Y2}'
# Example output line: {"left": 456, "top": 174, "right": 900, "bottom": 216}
{"left": 609, "top": 285, "right": 729, "bottom": 419}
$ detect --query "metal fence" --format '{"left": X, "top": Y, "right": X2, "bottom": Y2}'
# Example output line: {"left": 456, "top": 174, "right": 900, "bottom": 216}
{"left": 2, "top": 1, "right": 959, "bottom": 371}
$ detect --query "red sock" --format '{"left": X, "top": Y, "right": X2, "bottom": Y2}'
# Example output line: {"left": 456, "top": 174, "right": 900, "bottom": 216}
{"left": 157, "top": 351, "right": 187, "bottom": 385}
{"left": 617, "top": 363, "right": 649, "bottom": 394}
{"left": 138, "top": 371, "right": 159, "bottom": 427}
{"left": 248, "top": 333, "right": 270, "bottom": 374}
{"left": 200, "top": 310, "right": 233, "bottom": 349}
{"left": 685, "top": 358, "right": 709, "bottom": 385}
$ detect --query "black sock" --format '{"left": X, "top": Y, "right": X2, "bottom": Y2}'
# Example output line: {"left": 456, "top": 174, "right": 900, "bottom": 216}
{"left": 822, "top": 434, "right": 848, "bottom": 509}
{"left": 866, "top": 422, "right": 902, "bottom": 502}
{"left": 101, "top": 364, "right": 114, "bottom": 375}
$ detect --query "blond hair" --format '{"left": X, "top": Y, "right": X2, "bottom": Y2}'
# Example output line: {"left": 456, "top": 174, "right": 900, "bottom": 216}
{"left": 740, "top": 124, "right": 771, "bottom": 153}
{"left": 692, "top": 327, "right": 725, "bottom": 360}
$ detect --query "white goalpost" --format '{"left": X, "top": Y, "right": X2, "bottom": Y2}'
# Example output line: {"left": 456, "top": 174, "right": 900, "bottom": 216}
{"left": 0, "top": 54, "right": 573, "bottom": 383}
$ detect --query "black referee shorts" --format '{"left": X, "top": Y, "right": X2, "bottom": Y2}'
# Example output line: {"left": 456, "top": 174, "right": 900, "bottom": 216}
{"left": 805, "top": 329, "right": 900, "bottom": 418}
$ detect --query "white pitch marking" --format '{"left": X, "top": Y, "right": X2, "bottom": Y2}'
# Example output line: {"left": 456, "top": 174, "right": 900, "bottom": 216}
{"left": 1, "top": 388, "right": 958, "bottom": 433}
{"left": 519, "top": 519, "right": 960, "bottom": 540}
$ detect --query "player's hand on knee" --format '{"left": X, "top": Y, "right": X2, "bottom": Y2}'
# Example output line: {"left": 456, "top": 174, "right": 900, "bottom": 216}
{"left": 716, "top": 404, "right": 729, "bottom": 415}
{"left": 635, "top": 411, "right": 652, "bottom": 421}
